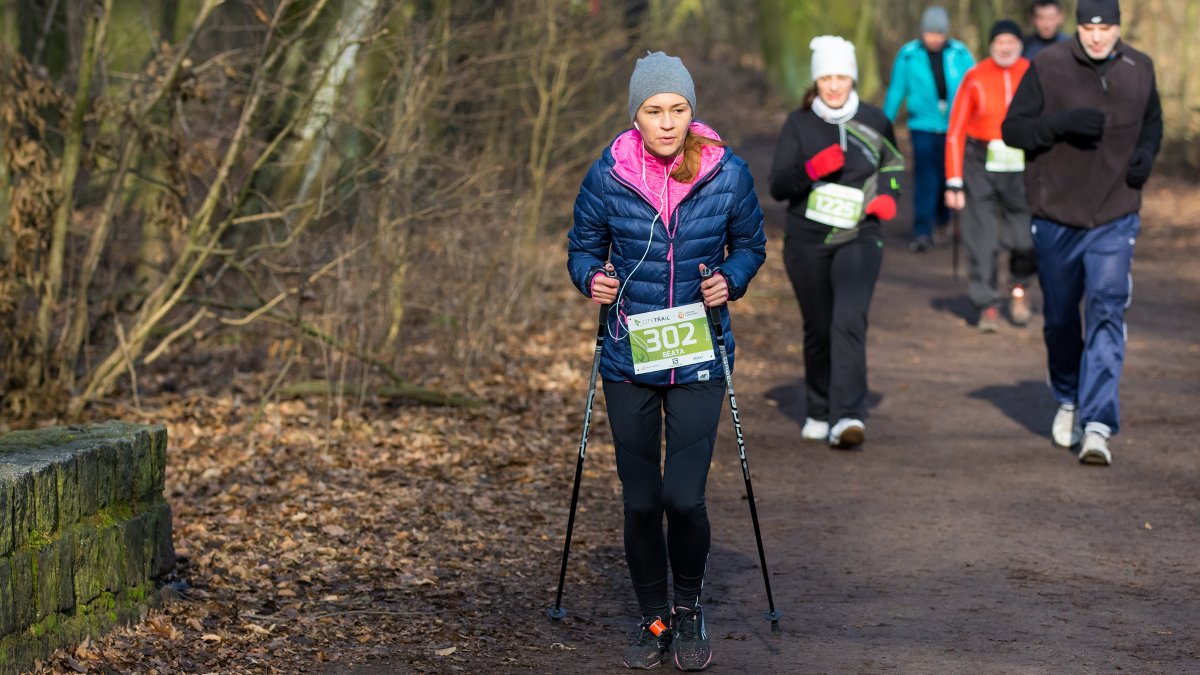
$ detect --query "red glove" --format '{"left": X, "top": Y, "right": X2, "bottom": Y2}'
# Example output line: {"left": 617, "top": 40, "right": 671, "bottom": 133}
{"left": 865, "top": 195, "right": 897, "bottom": 222}
{"left": 805, "top": 144, "right": 845, "bottom": 180}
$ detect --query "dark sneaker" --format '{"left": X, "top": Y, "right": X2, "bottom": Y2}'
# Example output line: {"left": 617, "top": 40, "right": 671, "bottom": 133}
{"left": 671, "top": 605, "right": 712, "bottom": 671}
{"left": 622, "top": 616, "right": 671, "bottom": 669}
{"left": 908, "top": 235, "right": 935, "bottom": 252}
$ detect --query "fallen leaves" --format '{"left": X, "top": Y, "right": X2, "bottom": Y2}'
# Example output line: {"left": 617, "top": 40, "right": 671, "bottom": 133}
{"left": 35, "top": 312, "right": 628, "bottom": 672}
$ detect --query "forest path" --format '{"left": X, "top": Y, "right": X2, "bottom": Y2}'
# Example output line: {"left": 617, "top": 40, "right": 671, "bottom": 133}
{"left": 343, "top": 134, "right": 1200, "bottom": 675}
{"left": 514, "top": 134, "right": 1199, "bottom": 674}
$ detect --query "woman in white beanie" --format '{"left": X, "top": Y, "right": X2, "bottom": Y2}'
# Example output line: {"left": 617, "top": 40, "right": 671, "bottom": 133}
{"left": 769, "top": 36, "right": 904, "bottom": 450}
{"left": 567, "top": 51, "right": 766, "bottom": 670}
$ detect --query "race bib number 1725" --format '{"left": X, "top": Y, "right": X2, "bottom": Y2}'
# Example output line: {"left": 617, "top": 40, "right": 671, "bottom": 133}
{"left": 806, "top": 182, "right": 865, "bottom": 229}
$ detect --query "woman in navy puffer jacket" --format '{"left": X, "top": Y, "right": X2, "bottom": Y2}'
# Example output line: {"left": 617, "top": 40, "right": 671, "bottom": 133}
{"left": 566, "top": 52, "right": 765, "bottom": 671}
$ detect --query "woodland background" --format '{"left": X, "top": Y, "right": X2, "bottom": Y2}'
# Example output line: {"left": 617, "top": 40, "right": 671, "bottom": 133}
{"left": 3, "top": 1, "right": 1199, "bottom": 673}
{"left": 2, "top": 0, "right": 1199, "bottom": 424}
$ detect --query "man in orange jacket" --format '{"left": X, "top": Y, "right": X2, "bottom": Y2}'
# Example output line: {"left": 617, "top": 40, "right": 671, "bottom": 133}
{"left": 944, "top": 20, "right": 1037, "bottom": 333}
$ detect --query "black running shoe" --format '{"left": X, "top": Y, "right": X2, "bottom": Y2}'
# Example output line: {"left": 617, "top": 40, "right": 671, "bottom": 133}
{"left": 622, "top": 616, "right": 671, "bottom": 669}
{"left": 671, "top": 605, "right": 712, "bottom": 671}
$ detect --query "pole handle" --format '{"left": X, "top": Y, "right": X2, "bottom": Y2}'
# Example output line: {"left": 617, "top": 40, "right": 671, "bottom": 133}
{"left": 596, "top": 266, "right": 618, "bottom": 332}
{"left": 699, "top": 265, "right": 725, "bottom": 339}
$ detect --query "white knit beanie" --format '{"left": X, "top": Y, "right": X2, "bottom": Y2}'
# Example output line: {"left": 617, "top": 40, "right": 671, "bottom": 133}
{"left": 810, "top": 36, "right": 858, "bottom": 82}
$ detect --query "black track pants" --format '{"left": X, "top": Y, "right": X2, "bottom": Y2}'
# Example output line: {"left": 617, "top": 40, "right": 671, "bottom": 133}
{"left": 783, "top": 233, "right": 883, "bottom": 422}
{"left": 602, "top": 379, "right": 725, "bottom": 617}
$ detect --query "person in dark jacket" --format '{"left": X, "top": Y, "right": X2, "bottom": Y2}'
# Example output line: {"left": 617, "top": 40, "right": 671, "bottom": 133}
{"left": 567, "top": 51, "right": 766, "bottom": 670}
{"left": 1024, "top": 0, "right": 1069, "bottom": 60}
{"left": 1001, "top": 0, "right": 1162, "bottom": 466}
{"left": 769, "top": 36, "right": 904, "bottom": 450}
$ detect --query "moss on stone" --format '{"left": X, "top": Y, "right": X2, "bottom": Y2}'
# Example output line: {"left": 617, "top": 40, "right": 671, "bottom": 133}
{"left": 25, "top": 528, "right": 51, "bottom": 550}
{"left": 1, "top": 423, "right": 171, "bottom": 674}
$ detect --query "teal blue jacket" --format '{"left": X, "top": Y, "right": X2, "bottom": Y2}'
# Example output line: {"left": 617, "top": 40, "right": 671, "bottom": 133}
{"left": 883, "top": 39, "right": 976, "bottom": 133}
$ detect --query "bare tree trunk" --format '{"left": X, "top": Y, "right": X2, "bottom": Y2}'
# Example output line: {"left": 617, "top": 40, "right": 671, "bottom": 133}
{"left": 0, "top": 106, "right": 9, "bottom": 262}
{"left": 160, "top": 0, "right": 178, "bottom": 43}
{"left": 60, "top": 0, "right": 222, "bottom": 384}
{"left": 34, "top": 0, "right": 109, "bottom": 385}
{"left": 0, "top": 0, "right": 16, "bottom": 49}
{"left": 288, "top": 0, "right": 380, "bottom": 207}
{"left": 73, "top": 0, "right": 335, "bottom": 414}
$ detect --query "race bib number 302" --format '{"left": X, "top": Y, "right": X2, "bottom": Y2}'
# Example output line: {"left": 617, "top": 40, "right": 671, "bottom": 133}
{"left": 806, "top": 182, "right": 865, "bottom": 229}
{"left": 627, "top": 302, "right": 716, "bottom": 374}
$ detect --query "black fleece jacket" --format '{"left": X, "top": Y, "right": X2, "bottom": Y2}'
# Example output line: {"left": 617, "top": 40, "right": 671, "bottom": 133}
{"left": 1002, "top": 37, "right": 1162, "bottom": 228}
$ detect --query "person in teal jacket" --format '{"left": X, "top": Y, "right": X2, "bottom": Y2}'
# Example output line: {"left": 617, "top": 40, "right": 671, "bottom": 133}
{"left": 883, "top": 6, "right": 975, "bottom": 251}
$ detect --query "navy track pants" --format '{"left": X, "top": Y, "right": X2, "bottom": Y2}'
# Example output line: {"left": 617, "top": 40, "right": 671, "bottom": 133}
{"left": 1033, "top": 213, "right": 1139, "bottom": 436}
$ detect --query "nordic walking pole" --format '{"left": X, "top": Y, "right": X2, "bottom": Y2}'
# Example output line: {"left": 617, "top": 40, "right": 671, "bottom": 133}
{"left": 951, "top": 208, "right": 961, "bottom": 280}
{"left": 700, "top": 266, "right": 782, "bottom": 632}
{"left": 548, "top": 267, "right": 617, "bottom": 621}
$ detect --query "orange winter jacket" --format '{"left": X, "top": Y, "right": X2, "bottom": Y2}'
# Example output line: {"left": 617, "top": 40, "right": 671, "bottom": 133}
{"left": 945, "top": 57, "right": 1030, "bottom": 183}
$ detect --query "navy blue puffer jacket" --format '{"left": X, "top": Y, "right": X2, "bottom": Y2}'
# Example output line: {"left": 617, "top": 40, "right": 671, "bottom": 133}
{"left": 567, "top": 123, "right": 767, "bottom": 386}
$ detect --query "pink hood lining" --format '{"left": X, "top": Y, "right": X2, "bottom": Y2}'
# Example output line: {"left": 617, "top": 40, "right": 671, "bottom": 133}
{"left": 609, "top": 121, "right": 725, "bottom": 209}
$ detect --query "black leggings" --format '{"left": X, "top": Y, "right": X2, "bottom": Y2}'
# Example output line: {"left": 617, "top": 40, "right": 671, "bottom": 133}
{"left": 783, "top": 233, "right": 883, "bottom": 422}
{"left": 602, "top": 379, "right": 725, "bottom": 617}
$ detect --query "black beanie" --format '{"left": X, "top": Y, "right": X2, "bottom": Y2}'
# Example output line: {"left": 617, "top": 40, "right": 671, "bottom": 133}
{"left": 1077, "top": 0, "right": 1120, "bottom": 25}
{"left": 989, "top": 19, "right": 1022, "bottom": 43}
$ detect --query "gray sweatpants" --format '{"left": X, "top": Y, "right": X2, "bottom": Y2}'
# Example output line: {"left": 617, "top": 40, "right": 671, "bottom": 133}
{"left": 961, "top": 138, "right": 1036, "bottom": 310}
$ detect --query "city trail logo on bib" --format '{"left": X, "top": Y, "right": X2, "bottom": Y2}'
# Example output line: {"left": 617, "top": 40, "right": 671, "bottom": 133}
{"left": 985, "top": 140, "right": 1024, "bottom": 172}
{"left": 627, "top": 302, "right": 716, "bottom": 374}
{"left": 806, "top": 182, "right": 865, "bottom": 229}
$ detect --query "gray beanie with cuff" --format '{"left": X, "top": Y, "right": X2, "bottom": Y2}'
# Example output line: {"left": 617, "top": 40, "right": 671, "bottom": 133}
{"left": 627, "top": 51, "right": 696, "bottom": 122}
{"left": 921, "top": 6, "right": 950, "bottom": 34}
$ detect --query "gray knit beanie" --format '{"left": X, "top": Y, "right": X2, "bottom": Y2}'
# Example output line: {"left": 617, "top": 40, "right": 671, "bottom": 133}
{"left": 921, "top": 6, "right": 950, "bottom": 34}
{"left": 627, "top": 51, "right": 696, "bottom": 122}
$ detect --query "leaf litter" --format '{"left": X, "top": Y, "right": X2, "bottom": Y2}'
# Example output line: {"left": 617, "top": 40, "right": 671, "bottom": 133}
{"left": 36, "top": 285, "right": 626, "bottom": 673}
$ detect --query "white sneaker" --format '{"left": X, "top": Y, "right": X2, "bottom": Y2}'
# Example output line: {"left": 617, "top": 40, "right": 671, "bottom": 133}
{"left": 829, "top": 418, "right": 865, "bottom": 449}
{"left": 1051, "top": 404, "right": 1082, "bottom": 447}
{"left": 801, "top": 417, "right": 829, "bottom": 441}
{"left": 1079, "top": 431, "right": 1112, "bottom": 466}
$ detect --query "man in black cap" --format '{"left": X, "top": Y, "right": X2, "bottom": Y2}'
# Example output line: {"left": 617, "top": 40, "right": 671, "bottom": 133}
{"left": 1001, "top": 0, "right": 1162, "bottom": 466}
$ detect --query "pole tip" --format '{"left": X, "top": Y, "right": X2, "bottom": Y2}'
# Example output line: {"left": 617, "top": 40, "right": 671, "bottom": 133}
{"left": 547, "top": 607, "right": 568, "bottom": 621}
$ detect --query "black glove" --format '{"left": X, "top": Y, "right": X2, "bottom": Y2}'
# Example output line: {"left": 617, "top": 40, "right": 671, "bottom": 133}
{"left": 1126, "top": 147, "right": 1155, "bottom": 188}
{"left": 1048, "top": 107, "right": 1105, "bottom": 140}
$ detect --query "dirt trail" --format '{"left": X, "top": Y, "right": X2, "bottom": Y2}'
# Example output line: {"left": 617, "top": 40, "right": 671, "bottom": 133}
{"left": 508, "top": 133, "right": 1200, "bottom": 674}
{"left": 341, "top": 129, "right": 1199, "bottom": 673}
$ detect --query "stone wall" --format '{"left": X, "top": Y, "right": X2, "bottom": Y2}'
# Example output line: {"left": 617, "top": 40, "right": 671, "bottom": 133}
{"left": 0, "top": 422, "right": 174, "bottom": 674}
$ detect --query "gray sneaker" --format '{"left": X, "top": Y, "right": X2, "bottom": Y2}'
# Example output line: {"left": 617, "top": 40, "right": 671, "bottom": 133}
{"left": 1079, "top": 431, "right": 1112, "bottom": 466}
{"left": 622, "top": 616, "right": 671, "bottom": 669}
{"left": 1010, "top": 284, "right": 1033, "bottom": 326}
{"left": 671, "top": 605, "right": 712, "bottom": 671}
{"left": 978, "top": 306, "right": 1000, "bottom": 333}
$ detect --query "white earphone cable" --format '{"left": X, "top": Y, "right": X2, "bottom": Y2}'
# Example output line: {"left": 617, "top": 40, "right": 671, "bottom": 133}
{"left": 608, "top": 144, "right": 679, "bottom": 341}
